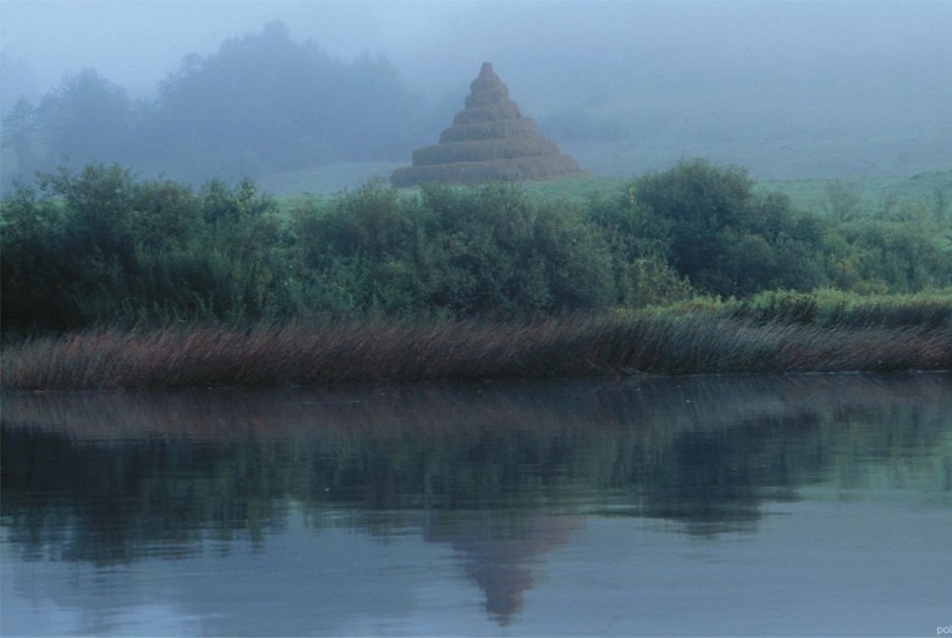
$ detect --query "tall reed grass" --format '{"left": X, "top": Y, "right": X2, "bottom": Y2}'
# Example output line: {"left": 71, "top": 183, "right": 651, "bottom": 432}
{"left": 3, "top": 306, "right": 949, "bottom": 390}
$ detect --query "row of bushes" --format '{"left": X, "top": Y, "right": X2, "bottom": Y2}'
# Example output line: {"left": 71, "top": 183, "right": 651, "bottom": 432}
{"left": 2, "top": 160, "right": 951, "bottom": 337}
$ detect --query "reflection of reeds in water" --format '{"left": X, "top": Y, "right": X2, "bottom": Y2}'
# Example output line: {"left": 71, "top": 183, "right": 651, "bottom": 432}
{"left": 5, "top": 371, "right": 949, "bottom": 443}
{"left": 2, "top": 312, "right": 950, "bottom": 390}
{"left": 3, "top": 373, "right": 949, "bottom": 544}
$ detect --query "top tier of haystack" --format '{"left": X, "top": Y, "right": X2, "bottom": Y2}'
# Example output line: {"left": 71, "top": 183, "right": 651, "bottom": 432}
{"left": 390, "top": 63, "right": 582, "bottom": 187}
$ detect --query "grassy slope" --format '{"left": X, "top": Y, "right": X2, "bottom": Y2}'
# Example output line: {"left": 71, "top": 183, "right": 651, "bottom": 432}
{"left": 264, "top": 160, "right": 951, "bottom": 222}
{"left": 758, "top": 170, "right": 952, "bottom": 216}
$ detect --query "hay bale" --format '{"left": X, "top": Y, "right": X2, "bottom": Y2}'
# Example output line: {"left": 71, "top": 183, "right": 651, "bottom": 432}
{"left": 464, "top": 86, "right": 510, "bottom": 109}
{"left": 468, "top": 62, "right": 506, "bottom": 93}
{"left": 452, "top": 103, "right": 522, "bottom": 125}
{"left": 391, "top": 154, "right": 582, "bottom": 187}
{"left": 391, "top": 62, "right": 584, "bottom": 187}
{"left": 412, "top": 137, "right": 561, "bottom": 166}
{"left": 438, "top": 119, "right": 539, "bottom": 144}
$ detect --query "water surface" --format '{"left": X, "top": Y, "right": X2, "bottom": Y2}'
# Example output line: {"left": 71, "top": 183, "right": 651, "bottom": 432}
{"left": 2, "top": 373, "right": 950, "bottom": 636}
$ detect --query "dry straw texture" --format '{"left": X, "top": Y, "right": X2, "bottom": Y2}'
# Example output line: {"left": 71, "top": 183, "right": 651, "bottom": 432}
{"left": 391, "top": 155, "right": 582, "bottom": 186}
{"left": 412, "top": 137, "right": 560, "bottom": 166}
{"left": 452, "top": 103, "right": 522, "bottom": 125}
{"left": 391, "top": 62, "right": 582, "bottom": 187}
{"left": 438, "top": 120, "right": 538, "bottom": 143}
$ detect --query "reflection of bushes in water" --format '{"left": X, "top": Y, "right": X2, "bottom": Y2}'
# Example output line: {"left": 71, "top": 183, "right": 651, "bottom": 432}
{"left": 0, "top": 429, "right": 289, "bottom": 565}
{"left": 2, "top": 374, "right": 950, "bottom": 562}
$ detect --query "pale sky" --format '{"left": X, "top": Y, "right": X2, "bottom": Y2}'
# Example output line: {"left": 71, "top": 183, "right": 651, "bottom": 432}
{"left": 0, "top": 1, "right": 476, "bottom": 101}
{"left": 2, "top": 0, "right": 950, "bottom": 179}
{"left": 4, "top": 0, "right": 950, "bottom": 105}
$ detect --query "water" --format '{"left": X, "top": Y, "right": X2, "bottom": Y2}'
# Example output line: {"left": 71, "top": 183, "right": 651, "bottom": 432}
{"left": 2, "top": 373, "right": 950, "bottom": 636}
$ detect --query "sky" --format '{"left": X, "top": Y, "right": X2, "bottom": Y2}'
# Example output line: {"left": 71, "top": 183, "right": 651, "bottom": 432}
{"left": 4, "top": 0, "right": 950, "bottom": 102}
{"left": 1, "top": 1, "right": 479, "bottom": 102}
{"left": 2, "top": 0, "right": 951, "bottom": 178}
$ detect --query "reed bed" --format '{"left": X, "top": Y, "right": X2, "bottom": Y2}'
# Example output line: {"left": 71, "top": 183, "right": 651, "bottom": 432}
{"left": 3, "top": 312, "right": 950, "bottom": 391}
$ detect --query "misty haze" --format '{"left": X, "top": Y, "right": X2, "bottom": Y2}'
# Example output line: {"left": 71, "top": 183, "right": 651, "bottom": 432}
{"left": 2, "top": 1, "right": 950, "bottom": 189}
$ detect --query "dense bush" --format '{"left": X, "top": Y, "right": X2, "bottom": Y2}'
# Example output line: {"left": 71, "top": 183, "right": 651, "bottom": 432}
{"left": 626, "top": 159, "right": 826, "bottom": 296}
{"left": 1, "top": 165, "right": 291, "bottom": 334}
{"left": 289, "top": 180, "right": 691, "bottom": 318}
{"left": 3, "top": 160, "right": 950, "bottom": 337}
{"left": 823, "top": 219, "right": 951, "bottom": 293}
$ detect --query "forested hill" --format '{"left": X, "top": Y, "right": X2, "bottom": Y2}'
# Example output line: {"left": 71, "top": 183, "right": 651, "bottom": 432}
{"left": 0, "top": 21, "right": 433, "bottom": 191}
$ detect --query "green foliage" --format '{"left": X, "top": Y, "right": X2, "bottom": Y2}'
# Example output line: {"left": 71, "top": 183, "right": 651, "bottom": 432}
{"left": 412, "top": 182, "right": 616, "bottom": 315}
{"left": 0, "top": 179, "right": 77, "bottom": 331}
{"left": 687, "top": 288, "right": 952, "bottom": 331}
{"left": 3, "top": 159, "right": 950, "bottom": 338}
{"left": 290, "top": 181, "right": 638, "bottom": 317}
{"left": 823, "top": 179, "right": 863, "bottom": 223}
{"left": 758, "top": 170, "right": 952, "bottom": 231}
{"left": 1, "top": 164, "right": 291, "bottom": 334}
{"left": 828, "top": 219, "right": 951, "bottom": 293}
{"left": 628, "top": 159, "right": 827, "bottom": 296}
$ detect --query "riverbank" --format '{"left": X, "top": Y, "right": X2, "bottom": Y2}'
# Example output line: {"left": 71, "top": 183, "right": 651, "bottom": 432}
{"left": 4, "top": 293, "right": 950, "bottom": 390}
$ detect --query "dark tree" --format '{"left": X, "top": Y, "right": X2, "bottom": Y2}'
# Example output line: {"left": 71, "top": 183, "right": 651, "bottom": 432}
{"left": 37, "top": 69, "right": 133, "bottom": 167}
{"left": 631, "top": 159, "right": 825, "bottom": 296}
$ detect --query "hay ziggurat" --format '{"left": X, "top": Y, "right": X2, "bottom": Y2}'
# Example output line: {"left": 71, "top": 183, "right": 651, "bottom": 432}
{"left": 391, "top": 62, "right": 583, "bottom": 187}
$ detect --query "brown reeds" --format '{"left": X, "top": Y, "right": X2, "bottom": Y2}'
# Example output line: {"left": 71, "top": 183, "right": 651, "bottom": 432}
{"left": 3, "top": 313, "right": 950, "bottom": 391}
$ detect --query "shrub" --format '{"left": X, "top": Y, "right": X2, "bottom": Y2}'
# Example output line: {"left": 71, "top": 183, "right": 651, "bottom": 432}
{"left": 7, "top": 160, "right": 947, "bottom": 339}
{"left": 0, "top": 165, "right": 292, "bottom": 334}
{"left": 629, "top": 159, "right": 826, "bottom": 297}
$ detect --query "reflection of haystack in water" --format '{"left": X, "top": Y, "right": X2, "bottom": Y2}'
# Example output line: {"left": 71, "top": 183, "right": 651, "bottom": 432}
{"left": 424, "top": 512, "right": 584, "bottom": 626}
{"left": 391, "top": 62, "right": 582, "bottom": 186}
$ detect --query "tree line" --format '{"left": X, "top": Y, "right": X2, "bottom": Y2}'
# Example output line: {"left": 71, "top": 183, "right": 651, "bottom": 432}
{"left": 1, "top": 21, "right": 430, "bottom": 191}
{"left": 2, "top": 158, "right": 950, "bottom": 337}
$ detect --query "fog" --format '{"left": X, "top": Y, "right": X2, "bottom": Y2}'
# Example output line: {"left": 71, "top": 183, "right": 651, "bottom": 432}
{"left": 2, "top": 0, "right": 951, "bottom": 186}
{"left": 1, "top": 1, "right": 472, "bottom": 102}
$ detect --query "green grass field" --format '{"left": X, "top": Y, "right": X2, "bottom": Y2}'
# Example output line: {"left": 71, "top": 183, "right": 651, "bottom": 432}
{"left": 758, "top": 170, "right": 952, "bottom": 217}
{"left": 263, "top": 158, "right": 951, "bottom": 224}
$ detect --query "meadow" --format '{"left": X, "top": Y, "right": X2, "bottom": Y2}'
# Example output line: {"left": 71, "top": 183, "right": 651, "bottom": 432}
{"left": 258, "top": 160, "right": 951, "bottom": 227}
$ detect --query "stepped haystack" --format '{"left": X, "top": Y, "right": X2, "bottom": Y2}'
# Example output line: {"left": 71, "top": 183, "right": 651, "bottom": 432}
{"left": 391, "top": 62, "right": 582, "bottom": 187}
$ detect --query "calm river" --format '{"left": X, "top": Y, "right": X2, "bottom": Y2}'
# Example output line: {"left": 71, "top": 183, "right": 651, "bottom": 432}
{"left": 2, "top": 373, "right": 950, "bottom": 636}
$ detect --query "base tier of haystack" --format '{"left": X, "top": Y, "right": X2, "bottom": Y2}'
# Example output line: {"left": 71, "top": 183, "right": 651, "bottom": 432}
{"left": 391, "top": 62, "right": 582, "bottom": 187}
